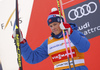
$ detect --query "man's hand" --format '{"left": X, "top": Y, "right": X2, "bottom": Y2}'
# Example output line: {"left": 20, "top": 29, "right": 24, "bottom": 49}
{"left": 12, "top": 29, "right": 26, "bottom": 44}
{"left": 60, "top": 22, "right": 73, "bottom": 35}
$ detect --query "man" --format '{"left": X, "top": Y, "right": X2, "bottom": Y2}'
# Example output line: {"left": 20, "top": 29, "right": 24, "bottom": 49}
{"left": 13, "top": 8, "right": 90, "bottom": 70}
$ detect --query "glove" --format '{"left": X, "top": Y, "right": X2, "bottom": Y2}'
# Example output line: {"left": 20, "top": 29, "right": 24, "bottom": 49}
{"left": 60, "top": 22, "right": 73, "bottom": 35}
{"left": 12, "top": 29, "right": 26, "bottom": 44}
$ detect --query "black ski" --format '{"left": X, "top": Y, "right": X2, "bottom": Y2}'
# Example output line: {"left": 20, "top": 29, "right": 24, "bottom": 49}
{"left": 15, "top": 0, "right": 23, "bottom": 70}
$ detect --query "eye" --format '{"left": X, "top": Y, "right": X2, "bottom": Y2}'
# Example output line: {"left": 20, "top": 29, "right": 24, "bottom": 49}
{"left": 49, "top": 25, "right": 52, "bottom": 27}
{"left": 54, "top": 23, "right": 57, "bottom": 26}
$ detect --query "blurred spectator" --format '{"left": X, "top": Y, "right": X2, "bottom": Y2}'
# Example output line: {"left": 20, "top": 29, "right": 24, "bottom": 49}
{"left": 0, "top": 60, "right": 2, "bottom": 70}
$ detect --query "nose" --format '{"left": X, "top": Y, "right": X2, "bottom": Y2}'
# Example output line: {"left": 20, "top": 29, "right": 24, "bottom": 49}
{"left": 52, "top": 25, "right": 56, "bottom": 30}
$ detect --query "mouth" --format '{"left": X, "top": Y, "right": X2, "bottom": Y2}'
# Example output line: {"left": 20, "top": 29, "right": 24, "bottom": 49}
{"left": 53, "top": 30, "right": 58, "bottom": 33}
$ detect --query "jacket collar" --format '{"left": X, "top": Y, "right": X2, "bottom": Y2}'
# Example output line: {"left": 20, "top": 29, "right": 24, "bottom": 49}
{"left": 51, "top": 31, "right": 65, "bottom": 39}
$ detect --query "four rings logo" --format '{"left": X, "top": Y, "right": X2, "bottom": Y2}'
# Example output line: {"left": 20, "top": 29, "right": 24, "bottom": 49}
{"left": 68, "top": 2, "right": 97, "bottom": 20}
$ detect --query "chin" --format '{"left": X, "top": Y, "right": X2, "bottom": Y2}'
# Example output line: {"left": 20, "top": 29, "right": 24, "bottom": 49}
{"left": 54, "top": 33, "right": 59, "bottom": 35}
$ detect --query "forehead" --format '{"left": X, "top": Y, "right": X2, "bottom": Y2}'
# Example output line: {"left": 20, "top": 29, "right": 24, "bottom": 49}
{"left": 49, "top": 22, "right": 60, "bottom": 26}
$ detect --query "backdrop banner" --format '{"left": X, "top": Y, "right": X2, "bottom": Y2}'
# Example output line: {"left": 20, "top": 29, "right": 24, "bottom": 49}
{"left": 64, "top": 0, "right": 100, "bottom": 39}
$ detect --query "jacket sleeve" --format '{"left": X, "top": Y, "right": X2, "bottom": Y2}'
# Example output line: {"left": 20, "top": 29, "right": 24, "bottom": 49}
{"left": 20, "top": 39, "right": 49, "bottom": 64}
{"left": 69, "top": 30, "right": 90, "bottom": 53}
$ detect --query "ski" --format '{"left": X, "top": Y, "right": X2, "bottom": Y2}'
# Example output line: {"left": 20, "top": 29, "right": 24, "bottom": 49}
{"left": 56, "top": 0, "right": 76, "bottom": 70}
{"left": 15, "top": 0, "right": 23, "bottom": 70}
{"left": 59, "top": 0, "right": 76, "bottom": 70}
{"left": 56, "top": 0, "right": 71, "bottom": 70}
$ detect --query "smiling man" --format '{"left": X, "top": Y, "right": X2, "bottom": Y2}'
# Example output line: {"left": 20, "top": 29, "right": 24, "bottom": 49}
{"left": 13, "top": 8, "right": 90, "bottom": 70}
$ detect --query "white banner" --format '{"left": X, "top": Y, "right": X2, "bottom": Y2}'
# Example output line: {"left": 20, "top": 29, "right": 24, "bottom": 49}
{"left": 0, "top": 0, "right": 34, "bottom": 70}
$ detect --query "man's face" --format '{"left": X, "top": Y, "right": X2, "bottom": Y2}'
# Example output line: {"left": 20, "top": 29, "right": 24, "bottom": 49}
{"left": 49, "top": 22, "right": 62, "bottom": 35}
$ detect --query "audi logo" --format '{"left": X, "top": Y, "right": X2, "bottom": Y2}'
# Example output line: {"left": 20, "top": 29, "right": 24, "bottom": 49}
{"left": 68, "top": 2, "right": 97, "bottom": 20}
